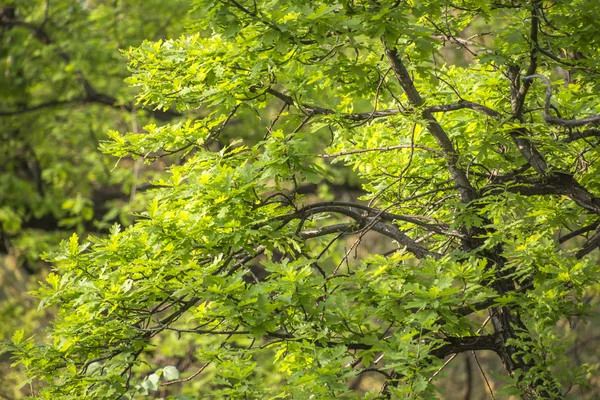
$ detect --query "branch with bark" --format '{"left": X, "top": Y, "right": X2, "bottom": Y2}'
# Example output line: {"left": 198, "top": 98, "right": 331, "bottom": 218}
{"left": 524, "top": 74, "right": 600, "bottom": 127}
{"left": 381, "top": 39, "right": 477, "bottom": 203}
{"left": 265, "top": 87, "right": 501, "bottom": 122}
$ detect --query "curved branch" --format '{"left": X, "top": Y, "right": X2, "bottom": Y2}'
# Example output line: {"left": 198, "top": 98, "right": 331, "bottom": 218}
{"left": 563, "top": 129, "right": 600, "bottom": 143}
{"left": 297, "top": 223, "right": 357, "bottom": 239}
{"left": 428, "top": 100, "right": 501, "bottom": 119}
{"left": 291, "top": 204, "right": 441, "bottom": 259}
{"left": 266, "top": 87, "right": 501, "bottom": 122}
{"left": 297, "top": 201, "right": 464, "bottom": 238}
{"left": 1, "top": 15, "right": 180, "bottom": 121}
{"left": 523, "top": 74, "right": 600, "bottom": 127}
{"left": 0, "top": 93, "right": 180, "bottom": 121}
{"left": 484, "top": 173, "right": 600, "bottom": 215}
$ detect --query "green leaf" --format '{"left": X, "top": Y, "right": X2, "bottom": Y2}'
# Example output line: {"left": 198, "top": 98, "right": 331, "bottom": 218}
{"left": 163, "top": 366, "right": 180, "bottom": 380}
{"left": 11, "top": 329, "right": 24, "bottom": 345}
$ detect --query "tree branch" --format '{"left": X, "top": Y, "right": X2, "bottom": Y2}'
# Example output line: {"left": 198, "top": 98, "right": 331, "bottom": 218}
{"left": 563, "top": 129, "right": 600, "bottom": 143}
{"left": 0, "top": 99, "right": 81, "bottom": 117}
{"left": 297, "top": 223, "right": 358, "bottom": 239}
{"left": 575, "top": 229, "right": 600, "bottom": 259}
{"left": 513, "top": 0, "right": 540, "bottom": 119}
{"left": 510, "top": 128, "right": 548, "bottom": 174}
{"left": 484, "top": 173, "right": 600, "bottom": 215}
{"left": 295, "top": 201, "right": 464, "bottom": 239}
{"left": 0, "top": 93, "right": 180, "bottom": 121}
{"left": 1, "top": 14, "right": 180, "bottom": 121}
{"left": 559, "top": 220, "right": 599, "bottom": 243}
{"left": 523, "top": 74, "right": 600, "bottom": 127}
{"left": 319, "top": 144, "right": 442, "bottom": 158}
{"left": 428, "top": 100, "right": 501, "bottom": 119}
{"left": 431, "top": 334, "right": 501, "bottom": 359}
{"left": 381, "top": 39, "right": 477, "bottom": 202}
{"left": 265, "top": 87, "right": 501, "bottom": 122}
{"left": 289, "top": 203, "right": 442, "bottom": 259}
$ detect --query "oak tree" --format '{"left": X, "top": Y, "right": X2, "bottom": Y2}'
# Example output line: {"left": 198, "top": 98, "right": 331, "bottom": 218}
{"left": 8, "top": 0, "right": 600, "bottom": 398}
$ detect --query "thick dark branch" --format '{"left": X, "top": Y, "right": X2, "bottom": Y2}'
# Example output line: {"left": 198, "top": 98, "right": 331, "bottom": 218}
{"left": 0, "top": 94, "right": 180, "bottom": 121}
{"left": 485, "top": 173, "right": 600, "bottom": 215}
{"left": 297, "top": 223, "right": 357, "bottom": 239}
{"left": 532, "top": 44, "right": 599, "bottom": 76}
{"left": 575, "top": 229, "right": 600, "bottom": 259}
{"left": 2, "top": 19, "right": 51, "bottom": 44}
{"left": 510, "top": 128, "right": 547, "bottom": 174}
{"left": 381, "top": 332, "right": 502, "bottom": 396}
{"left": 504, "top": 3, "right": 552, "bottom": 177}
{"left": 381, "top": 39, "right": 477, "bottom": 202}
{"left": 513, "top": 0, "right": 540, "bottom": 119}
{"left": 563, "top": 129, "right": 600, "bottom": 143}
{"left": 544, "top": 113, "right": 600, "bottom": 128}
{"left": 290, "top": 204, "right": 441, "bottom": 259}
{"left": 1, "top": 15, "right": 180, "bottom": 122}
{"left": 297, "top": 201, "right": 464, "bottom": 239}
{"left": 559, "top": 220, "right": 600, "bottom": 243}
{"left": 431, "top": 334, "right": 501, "bottom": 359}
{"left": 83, "top": 84, "right": 181, "bottom": 121}
{"left": 3, "top": 185, "right": 152, "bottom": 241}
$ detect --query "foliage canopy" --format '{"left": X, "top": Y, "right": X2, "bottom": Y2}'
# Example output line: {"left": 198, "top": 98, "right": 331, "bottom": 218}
{"left": 7, "top": 0, "right": 600, "bottom": 398}
{"left": 0, "top": 0, "right": 192, "bottom": 395}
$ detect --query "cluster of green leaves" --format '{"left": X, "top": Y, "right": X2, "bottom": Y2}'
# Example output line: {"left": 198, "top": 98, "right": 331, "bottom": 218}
{"left": 0, "top": 0, "right": 199, "bottom": 256}
{"left": 0, "top": 0, "right": 195, "bottom": 397}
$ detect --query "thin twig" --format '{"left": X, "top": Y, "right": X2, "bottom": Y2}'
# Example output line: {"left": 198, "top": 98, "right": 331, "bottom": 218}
{"left": 319, "top": 144, "right": 442, "bottom": 158}
{"left": 161, "top": 361, "right": 211, "bottom": 386}
{"left": 473, "top": 351, "right": 496, "bottom": 399}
